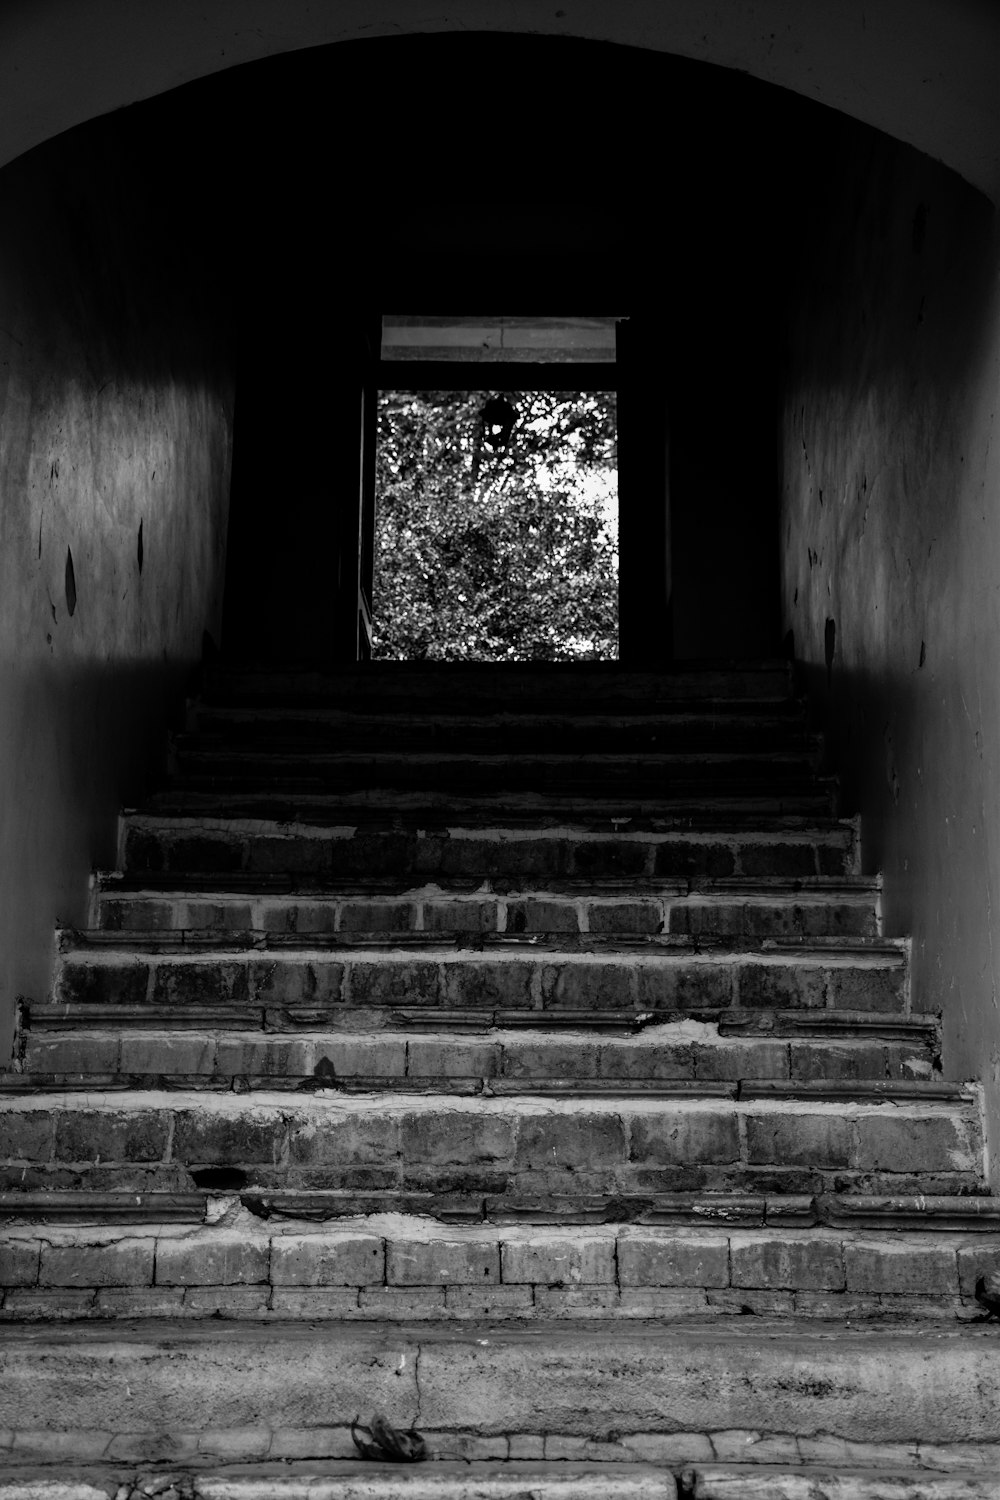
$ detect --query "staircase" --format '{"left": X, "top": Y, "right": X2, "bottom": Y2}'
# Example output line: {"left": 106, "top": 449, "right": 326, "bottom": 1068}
{"left": 2, "top": 659, "right": 1000, "bottom": 1500}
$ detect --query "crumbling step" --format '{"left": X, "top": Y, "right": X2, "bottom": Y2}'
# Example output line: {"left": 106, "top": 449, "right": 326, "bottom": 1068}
{"left": 4, "top": 1321, "right": 1000, "bottom": 1465}
{"left": 16, "top": 1015, "right": 939, "bottom": 1086}
{"left": 204, "top": 659, "right": 797, "bottom": 707}
{"left": 3, "top": 1210, "right": 998, "bottom": 1323}
{"left": 121, "top": 816, "right": 860, "bottom": 881}
{"left": 51, "top": 939, "right": 908, "bottom": 1017}
{"left": 0, "top": 1463, "right": 678, "bottom": 1500}
{"left": 94, "top": 876, "right": 881, "bottom": 941}
{"left": 0, "top": 1089, "right": 983, "bottom": 1195}
{"left": 6, "top": 1190, "right": 997, "bottom": 1230}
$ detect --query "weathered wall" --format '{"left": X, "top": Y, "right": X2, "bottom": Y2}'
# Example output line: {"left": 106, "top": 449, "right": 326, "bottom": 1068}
{"left": 780, "top": 128, "right": 1000, "bottom": 1175}
{"left": 0, "top": 118, "right": 233, "bottom": 1059}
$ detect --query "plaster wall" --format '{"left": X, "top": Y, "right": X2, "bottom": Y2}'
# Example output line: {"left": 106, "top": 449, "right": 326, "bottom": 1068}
{"left": 779, "top": 131, "right": 1000, "bottom": 1177}
{"left": 0, "top": 120, "right": 233, "bottom": 1060}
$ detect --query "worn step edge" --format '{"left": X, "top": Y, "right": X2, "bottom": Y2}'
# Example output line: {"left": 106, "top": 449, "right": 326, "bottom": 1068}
{"left": 2, "top": 1459, "right": 1000, "bottom": 1500}
{"left": 56, "top": 932, "right": 908, "bottom": 960}
{"left": 122, "top": 810, "right": 857, "bottom": 835}
{"left": 24, "top": 1007, "right": 933, "bottom": 1036}
{"left": 3, "top": 1190, "right": 995, "bottom": 1229}
{"left": 95, "top": 875, "right": 880, "bottom": 897}
{"left": 1, "top": 1086, "right": 975, "bottom": 1116}
{"left": 0, "top": 1077, "right": 960, "bottom": 1102}
{"left": 0, "top": 1462, "right": 678, "bottom": 1500}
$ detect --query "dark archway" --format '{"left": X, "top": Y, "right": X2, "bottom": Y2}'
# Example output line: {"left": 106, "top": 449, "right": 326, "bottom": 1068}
{"left": 0, "top": 1, "right": 996, "bottom": 199}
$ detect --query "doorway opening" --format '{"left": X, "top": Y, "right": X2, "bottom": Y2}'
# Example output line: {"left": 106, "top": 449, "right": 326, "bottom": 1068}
{"left": 372, "top": 317, "right": 619, "bottom": 662}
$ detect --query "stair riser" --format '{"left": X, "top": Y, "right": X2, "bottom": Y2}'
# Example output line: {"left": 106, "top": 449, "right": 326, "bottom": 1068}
{"left": 0, "top": 1098, "right": 982, "bottom": 1197}
{"left": 207, "top": 665, "right": 796, "bottom": 703}
{"left": 170, "top": 749, "right": 824, "bottom": 783}
{"left": 122, "top": 826, "right": 859, "bottom": 881}
{"left": 20, "top": 1030, "right": 936, "bottom": 1086}
{"left": 54, "top": 953, "right": 907, "bottom": 1016}
{"left": 188, "top": 715, "right": 814, "bottom": 754}
{"left": 97, "top": 893, "right": 880, "bottom": 940}
{"left": 2, "top": 1223, "right": 995, "bottom": 1325}
{"left": 4, "top": 1323, "right": 1000, "bottom": 1456}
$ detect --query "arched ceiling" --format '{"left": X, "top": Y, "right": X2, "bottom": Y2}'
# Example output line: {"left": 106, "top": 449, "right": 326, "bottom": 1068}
{"left": 1, "top": 0, "right": 997, "bottom": 201}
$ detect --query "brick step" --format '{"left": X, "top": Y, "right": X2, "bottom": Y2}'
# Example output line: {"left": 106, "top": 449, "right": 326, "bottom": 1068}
{"left": 0, "top": 1090, "right": 983, "bottom": 1195}
{"left": 0, "top": 1465, "right": 677, "bottom": 1500}
{"left": 204, "top": 658, "right": 796, "bottom": 705}
{"left": 3, "top": 1212, "right": 1000, "bottom": 1324}
{"left": 52, "top": 939, "right": 909, "bottom": 1016}
{"left": 692, "top": 1466, "right": 1000, "bottom": 1498}
{"left": 4, "top": 1320, "right": 1000, "bottom": 1465}
{"left": 189, "top": 704, "right": 814, "bottom": 753}
{"left": 122, "top": 815, "right": 859, "bottom": 881}
{"left": 95, "top": 875, "right": 882, "bottom": 941}
{"left": 16, "top": 1016, "right": 939, "bottom": 1087}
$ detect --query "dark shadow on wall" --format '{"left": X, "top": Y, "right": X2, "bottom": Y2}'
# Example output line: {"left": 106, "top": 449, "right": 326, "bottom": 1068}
{"left": 778, "top": 117, "right": 1000, "bottom": 1172}
{"left": 0, "top": 109, "right": 235, "bottom": 1059}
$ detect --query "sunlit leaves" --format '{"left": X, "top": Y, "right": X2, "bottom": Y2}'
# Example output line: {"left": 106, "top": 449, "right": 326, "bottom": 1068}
{"left": 373, "top": 389, "right": 619, "bottom": 660}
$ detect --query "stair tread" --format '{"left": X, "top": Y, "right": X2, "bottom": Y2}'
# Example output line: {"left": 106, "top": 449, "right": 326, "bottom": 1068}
{"left": 145, "top": 795, "right": 840, "bottom": 823}
{"left": 125, "top": 809, "right": 856, "bottom": 830}
{"left": 1, "top": 1077, "right": 962, "bottom": 1102}
{"left": 96, "top": 873, "right": 882, "bottom": 893}
{"left": 0, "top": 1464, "right": 998, "bottom": 1500}
{"left": 59, "top": 930, "right": 904, "bottom": 955}
{"left": 0, "top": 1086, "right": 975, "bottom": 1112}
{"left": 0, "top": 1462, "right": 678, "bottom": 1500}
{"left": 4, "top": 1317, "right": 1000, "bottom": 1473}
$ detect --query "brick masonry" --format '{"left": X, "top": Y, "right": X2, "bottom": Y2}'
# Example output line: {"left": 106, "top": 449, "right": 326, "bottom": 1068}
{"left": 0, "top": 1220, "right": 991, "bottom": 1321}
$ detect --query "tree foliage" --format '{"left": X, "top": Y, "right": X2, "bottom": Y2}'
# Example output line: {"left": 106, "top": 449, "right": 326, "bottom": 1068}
{"left": 373, "top": 388, "right": 619, "bottom": 660}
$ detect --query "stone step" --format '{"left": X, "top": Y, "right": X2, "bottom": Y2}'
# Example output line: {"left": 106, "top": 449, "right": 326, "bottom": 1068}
{"left": 146, "top": 787, "right": 840, "bottom": 821}
{"left": 204, "top": 659, "right": 797, "bottom": 706}
{"left": 169, "top": 744, "right": 825, "bottom": 784}
{"left": 121, "top": 815, "right": 859, "bottom": 881}
{"left": 3, "top": 1320, "right": 1000, "bottom": 1465}
{"left": 0, "top": 1089, "right": 983, "bottom": 1195}
{"left": 94, "top": 876, "right": 882, "bottom": 941}
{"left": 189, "top": 703, "right": 814, "bottom": 753}
{"left": 692, "top": 1466, "right": 1000, "bottom": 1498}
{"left": 52, "top": 938, "right": 909, "bottom": 1017}
{"left": 2, "top": 1210, "right": 998, "bottom": 1324}
{"left": 0, "top": 1463, "right": 678, "bottom": 1500}
{"left": 16, "top": 1015, "right": 938, "bottom": 1087}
